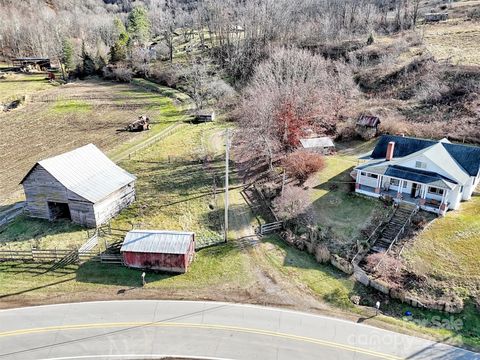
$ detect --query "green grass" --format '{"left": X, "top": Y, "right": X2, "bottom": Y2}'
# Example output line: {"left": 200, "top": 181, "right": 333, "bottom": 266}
{"left": 0, "top": 72, "right": 54, "bottom": 103}
{"left": 0, "top": 216, "right": 89, "bottom": 250}
{"left": 402, "top": 195, "right": 480, "bottom": 284}
{"left": 310, "top": 155, "right": 387, "bottom": 247}
{"left": 261, "top": 235, "right": 480, "bottom": 350}
{"left": 51, "top": 99, "right": 93, "bottom": 114}
{"left": 261, "top": 236, "right": 356, "bottom": 309}
{"left": 0, "top": 242, "right": 253, "bottom": 302}
{"left": 112, "top": 123, "right": 226, "bottom": 244}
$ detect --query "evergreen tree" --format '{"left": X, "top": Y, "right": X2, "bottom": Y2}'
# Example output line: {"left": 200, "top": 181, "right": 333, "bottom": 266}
{"left": 109, "top": 17, "right": 129, "bottom": 63}
{"left": 81, "top": 41, "right": 96, "bottom": 76}
{"left": 60, "top": 38, "right": 74, "bottom": 80}
{"left": 127, "top": 6, "right": 151, "bottom": 46}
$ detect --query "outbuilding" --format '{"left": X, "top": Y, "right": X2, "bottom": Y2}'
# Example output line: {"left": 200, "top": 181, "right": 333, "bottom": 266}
{"left": 300, "top": 137, "right": 335, "bottom": 155}
{"left": 194, "top": 111, "right": 215, "bottom": 122}
{"left": 21, "top": 144, "right": 136, "bottom": 228}
{"left": 355, "top": 115, "right": 381, "bottom": 140}
{"left": 120, "top": 230, "right": 195, "bottom": 273}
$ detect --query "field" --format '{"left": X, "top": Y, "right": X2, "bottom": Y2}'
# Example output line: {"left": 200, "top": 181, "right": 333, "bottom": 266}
{"left": 0, "top": 75, "right": 187, "bottom": 205}
{"left": 421, "top": 20, "right": 480, "bottom": 66}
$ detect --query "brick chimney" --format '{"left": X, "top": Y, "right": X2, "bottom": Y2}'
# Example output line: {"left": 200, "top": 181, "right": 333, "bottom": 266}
{"left": 386, "top": 141, "right": 395, "bottom": 161}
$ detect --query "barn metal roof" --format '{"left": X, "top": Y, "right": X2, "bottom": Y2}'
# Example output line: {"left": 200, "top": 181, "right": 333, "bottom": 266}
{"left": 300, "top": 137, "right": 335, "bottom": 149}
{"left": 21, "top": 144, "right": 136, "bottom": 203}
{"left": 120, "top": 230, "right": 194, "bottom": 254}
{"left": 356, "top": 115, "right": 380, "bottom": 127}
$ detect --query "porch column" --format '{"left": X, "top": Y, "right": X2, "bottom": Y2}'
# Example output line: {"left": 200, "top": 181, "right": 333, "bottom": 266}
{"left": 355, "top": 171, "right": 360, "bottom": 190}
{"left": 397, "top": 180, "right": 404, "bottom": 198}
{"left": 375, "top": 175, "right": 382, "bottom": 193}
{"left": 439, "top": 190, "right": 449, "bottom": 215}
{"left": 419, "top": 185, "right": 427, "bottom": 205}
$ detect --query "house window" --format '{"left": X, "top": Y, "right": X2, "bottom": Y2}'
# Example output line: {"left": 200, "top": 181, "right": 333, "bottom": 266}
{"left": 360, "top": 172, "right": 366, "bottom": 176}
{"left": 415, "top": 161, "right": 427, "bottom": 169}
{"left": 428, "top": 187, "right": 444, "bottom": 195}
{"left": 403, "top": 181, "right": 408, "bottom": 188}
{"left": 390, "top": 179, "right": 400, "bottom": 186}
{"left": 367, "top": 173, "right": 378, "bottom": 179}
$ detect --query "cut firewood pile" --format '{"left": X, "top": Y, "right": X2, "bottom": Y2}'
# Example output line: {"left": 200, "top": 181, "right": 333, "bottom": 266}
{"left": 124, "top": 115, "right": 151, "bottom": 132}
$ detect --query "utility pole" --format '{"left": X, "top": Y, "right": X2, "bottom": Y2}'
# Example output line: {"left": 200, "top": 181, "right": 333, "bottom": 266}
{"left": 224, "top": 129, "right": 230, "bottom": 242}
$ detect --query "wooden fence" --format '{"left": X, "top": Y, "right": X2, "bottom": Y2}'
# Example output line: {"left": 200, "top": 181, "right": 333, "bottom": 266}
{"left": 0, "top": 248, "right": 99, "bottom": 263}
{"left": 259, "top": 221, "right": 283, "bottom": 235}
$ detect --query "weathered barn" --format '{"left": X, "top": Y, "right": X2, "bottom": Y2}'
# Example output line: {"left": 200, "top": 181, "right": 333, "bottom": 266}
{"left": 355, "top": 115, "right": 381, "bottom": 140}
{"left": 21, "top": 144, "right": 136, "bottom": 228}
{"left": 194, "top": 111, "right": 215, "bottom": 122}
{"left": 300, "top": 137, "right": 335, "bottom": 154}
{"left": 120, "top": 230, "right": 195, "bottom": 273}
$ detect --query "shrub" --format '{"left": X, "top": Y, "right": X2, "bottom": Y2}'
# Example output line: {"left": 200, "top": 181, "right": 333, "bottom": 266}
{"left": 282, "top": 150, "right": 325, "bottom": 184}
{"left": 315, "top": 243, "right": 331, "bottom": 263}
{"left": 103, "top": 64, "right": 132, "bottom": 82}
{"left": 272, "top": 185, "right": 311, "bottom": 221}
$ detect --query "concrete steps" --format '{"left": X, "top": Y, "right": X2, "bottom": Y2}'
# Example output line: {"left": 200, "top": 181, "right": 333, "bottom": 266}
{"left": 370, "top": 203, "right": 416, "bottom": 253}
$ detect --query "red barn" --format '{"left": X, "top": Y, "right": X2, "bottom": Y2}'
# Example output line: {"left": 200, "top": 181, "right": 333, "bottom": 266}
{"left": 120, "top": 230, "right": 195, "bottom": 273}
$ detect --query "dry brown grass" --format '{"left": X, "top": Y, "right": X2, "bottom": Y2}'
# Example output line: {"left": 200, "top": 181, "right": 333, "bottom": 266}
{"left": 421, "top": 20, "right": 480, "bottom": 66}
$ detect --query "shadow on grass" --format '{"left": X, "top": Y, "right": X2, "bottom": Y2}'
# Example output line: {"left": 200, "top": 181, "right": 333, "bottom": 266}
{"left": 76, "top": 242, "right": 242, "bottom": 287}
{"left": 0, "top": 216, "right": 86, "bottom": 246}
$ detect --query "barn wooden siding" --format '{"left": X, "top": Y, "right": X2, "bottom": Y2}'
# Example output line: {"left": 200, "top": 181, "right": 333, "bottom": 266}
{"left": 93, "top": 184, "right": 135, "bottom": 225}
{"left": 22, "top": 164, "right": 97, "bottom": 226}
{"left": 22, "top": 164, "right": 135, "bottom": 228}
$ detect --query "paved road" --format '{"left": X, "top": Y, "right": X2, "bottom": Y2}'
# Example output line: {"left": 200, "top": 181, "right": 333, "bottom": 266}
{"left": 0, "top": 301, "right": 477, "bottom": 360}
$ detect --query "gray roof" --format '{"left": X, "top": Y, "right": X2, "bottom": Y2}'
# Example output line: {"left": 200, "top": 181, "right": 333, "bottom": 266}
{"left": 21, "top": 144, "right": 136, "bottom": 203}
{"left": 358, "top": 142, "right": 470, "bottom": 187}
{"left": 371, "top": 135, "right": 480, "bottom": 176}
{"left": 120, "top": 230, "right": 195, "bottom": 254}
{"left": 300, "top": 137, "right": 335, "bottom": 149}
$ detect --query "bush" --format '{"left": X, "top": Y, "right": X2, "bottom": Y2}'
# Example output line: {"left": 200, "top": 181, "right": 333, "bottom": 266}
{"left": 272, "top": 185, "right": 311, "bottom": 221}
{"left": 315, "top": 243, "right": 331, "bottom": 263}
{"left": 282, "top": 150, "right": 325, "bottom": 184}
{"left": 103, "top": 64, "right": 132, "bottom": 82}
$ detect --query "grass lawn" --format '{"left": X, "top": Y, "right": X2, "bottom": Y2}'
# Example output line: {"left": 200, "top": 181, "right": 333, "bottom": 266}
{"left": 309, "top": 154, "right": 388, "bottom": 254}
{"left": 0, "top": 72, "right": 55, "bottom": 103}
{"left": 112, "top": 123, "right": 227, "bottom": 245}
{"left": 0, "top": 217, "right": 89, "bottom": 250}
{"left": 0, "top": 242, "right": 253, "bottom": 307}
{"left": 402, "top": 195, "right": 480, "bottom": 287}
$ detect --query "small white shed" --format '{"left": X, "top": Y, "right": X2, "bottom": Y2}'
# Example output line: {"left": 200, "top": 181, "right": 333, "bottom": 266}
{"left": 299, "top": 137, "right": 335, "bottom": 154}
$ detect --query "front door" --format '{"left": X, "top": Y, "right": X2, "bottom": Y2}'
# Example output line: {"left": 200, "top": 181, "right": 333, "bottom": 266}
{"left": 410, "top": 183, "right": 420, "bottom": 198}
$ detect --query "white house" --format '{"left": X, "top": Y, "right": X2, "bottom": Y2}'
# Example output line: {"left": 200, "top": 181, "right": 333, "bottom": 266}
{"left": 354, "top": 135, "right": 480, "bottom": 216}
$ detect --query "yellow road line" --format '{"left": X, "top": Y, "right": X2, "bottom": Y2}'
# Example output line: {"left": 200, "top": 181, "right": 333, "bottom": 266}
{"left": 0, "top": 322, "right": 403, "bottom": 360}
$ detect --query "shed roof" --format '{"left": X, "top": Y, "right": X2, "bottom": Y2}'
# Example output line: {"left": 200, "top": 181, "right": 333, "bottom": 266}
{"left": 120, "top": 230, "right": 194, "bottom": 254}
{"left": 300, "top": 137, "right": 334, "bottom": 149}
{"left": 21, "top": 144, "right": 136, "bottom": 203}
{"left": 356, "top": 115, "right": 380, "bottom": 127}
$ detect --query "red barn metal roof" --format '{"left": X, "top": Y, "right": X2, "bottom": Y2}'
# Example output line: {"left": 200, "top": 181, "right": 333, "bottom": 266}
{"left": 121, "top": 230, "right": 194, "bottom": 255}
{"left": 356, "top": 115, "right": 380, "bottom": 127}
